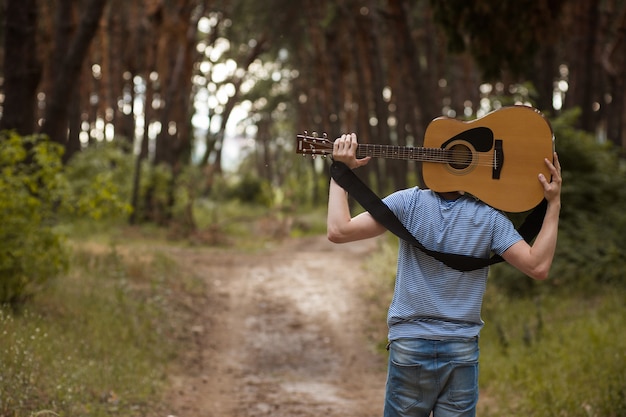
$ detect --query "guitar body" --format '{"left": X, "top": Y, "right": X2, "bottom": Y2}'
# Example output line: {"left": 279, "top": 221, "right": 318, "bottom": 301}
{"left": 422, "top": 106, "right": 554, "bottom": 212}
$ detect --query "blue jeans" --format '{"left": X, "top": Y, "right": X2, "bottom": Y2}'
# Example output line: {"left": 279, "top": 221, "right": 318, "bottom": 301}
{"left": 383, "top": 337, "right": 479, "bottom": 417}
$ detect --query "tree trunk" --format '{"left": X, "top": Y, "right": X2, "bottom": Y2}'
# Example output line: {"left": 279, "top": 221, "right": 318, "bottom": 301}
{"left": 67, "top": 80, "right": 83, "bottom": 156}
{"left": 532, "top": 44, "right": 558, "bottom": 114}
{"left": 563, "top": 0, "right": 600, "bottom": 132}
{"left": 386, "top": 0, "right": 418, "bottom": 189}
{"left": 364, "top": 0, "right": 392, "bottom": 193}
{"left": 347, "top": 2, "right": 380, "bottom": 192}
{"left": 601, "top": 2, "right": 626, "bottom": 149}
{"left": 0, "top": 0, "right": 42, "bottom": 135}
{"left": 40, "top": 0, "right": 108, "bottom": 160}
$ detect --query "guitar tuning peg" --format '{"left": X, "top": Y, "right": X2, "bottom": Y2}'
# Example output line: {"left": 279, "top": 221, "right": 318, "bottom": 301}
{"left": 323, "top": 133, "right": 328, "bottom": 139}
{"left": 304, "top": 130, "right": 308, "bottom": 136}
{"left": 312, "top": 132, "right": 318, "bottom": 138}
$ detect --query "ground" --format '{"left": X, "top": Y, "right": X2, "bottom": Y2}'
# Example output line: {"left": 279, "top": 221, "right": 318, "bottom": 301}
{"left": 164, "top": 235, "right": 389, "bottom": 417}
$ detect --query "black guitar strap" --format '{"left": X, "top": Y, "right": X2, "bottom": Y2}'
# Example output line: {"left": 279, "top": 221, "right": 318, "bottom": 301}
{"left": 330, "top": 161, "right": 547, "bottom": 272}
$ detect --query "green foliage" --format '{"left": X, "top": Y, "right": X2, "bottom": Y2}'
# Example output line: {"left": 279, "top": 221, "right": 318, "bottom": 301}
{"left": 133, "top": 162, "right": 201, "bottom": 228}
{"left": 480, "top": 287, "right": 626, "bottom": 416}
{"left": 223, "top": 173, "right": 274, "bottom": 206}
{"left": 0, "top": 132, "right": 69, "bottom": 306}
{"left": 0, "top": 134, "right": 135, "bottom": 306}
{"left": 139, "top": 163, "right": 174, "bottom": 223}
{"left": 63, "top": 141, "right": 133, "bottom": 220}
{"left": 284, "top": 160, "right": 331, "bottom": 209}
{"left": 490, "top": 109, "right": 626, "bottom": 294}
{"left": 550, "top": 110, "right": 626, "bottom": 290}
{"left": 0, "top": 243, "right": 193, "bottom": 416}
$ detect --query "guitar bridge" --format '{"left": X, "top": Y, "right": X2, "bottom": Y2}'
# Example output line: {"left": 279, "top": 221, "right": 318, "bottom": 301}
{"left": 492, "top": 139, "right": 503, "bottom": 179}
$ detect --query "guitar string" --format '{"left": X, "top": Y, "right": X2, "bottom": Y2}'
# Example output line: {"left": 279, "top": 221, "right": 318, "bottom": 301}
{"left": 298, "top": 139, "right": 547, "bottom": 168}
{"left": 299, "top": 147, "right": 546, "bottom": 168}
{"left": 303, "top": 148, "right": 499, "bottom": 167}
{"left": 355, "top": 145, "right": 499, "bottom": 167}
{"left": 359, "top": 154, "right": 499, "bottom": 167}
{"left": 300, "top": 149, "right": 535, "bottom": 168}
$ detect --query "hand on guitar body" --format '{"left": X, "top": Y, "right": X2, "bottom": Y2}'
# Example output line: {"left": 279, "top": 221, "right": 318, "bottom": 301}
{"left": 538, "top": 152, "right": 562, "bottom": 208}
{"left": 502, "top": 151, "right": 562, "bottom": 280}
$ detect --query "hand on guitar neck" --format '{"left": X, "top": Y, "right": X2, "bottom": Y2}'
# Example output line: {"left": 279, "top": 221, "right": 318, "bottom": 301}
{"left": 333, "top": 132, "right": 464, "bottom": 201}
{"left": 332, "top": 132, "right": 371, "bottom": 170}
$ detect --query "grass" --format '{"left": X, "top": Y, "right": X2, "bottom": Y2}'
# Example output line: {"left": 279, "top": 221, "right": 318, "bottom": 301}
{"left": 0, "top": 236, "right": 204, "bottom": 417}
{"left": 363, "top": 238, "right": 626, "bottom": 417}
{"left": 480, "top": 286, "right": 626, "bottom": 417}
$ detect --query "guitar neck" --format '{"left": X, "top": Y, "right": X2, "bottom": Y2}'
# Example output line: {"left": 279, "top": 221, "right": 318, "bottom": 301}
{"left": 356, "top": 143, "right": 449, "bottom": 162}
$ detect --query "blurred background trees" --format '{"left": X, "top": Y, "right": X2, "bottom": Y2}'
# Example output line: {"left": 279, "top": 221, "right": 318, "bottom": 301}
{"left": 2, "top": 0, "right": 625, "bottom": 196}
{"left": 1, "top": 0, "right": 626, "bottom": 303}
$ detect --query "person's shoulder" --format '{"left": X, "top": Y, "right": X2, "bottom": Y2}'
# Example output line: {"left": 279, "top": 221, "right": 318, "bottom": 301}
{"left": 459, "top": 195, "right": 511, "bottom": 222}
{"left": 384, "top": 186, "right": 424, "bottom": 208}
{"left": 387, "top": 186, "right": 420, "bottom": 198}
{"left": 461, "top": 194, "right": 498, "bottom": 210}
{"left": 393, "top": 186, "right": 438, "bottom": 201}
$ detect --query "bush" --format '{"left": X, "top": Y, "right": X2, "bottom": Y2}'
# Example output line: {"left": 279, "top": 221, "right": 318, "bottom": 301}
{"left": 0, "top": 133, "right": 69, "bottom": 306}
{"left": 63, "top": 140, "right": 134, "bottom": 221}
{"left": 224, "top": 174, "right": 274, "bottom": 206}
{"left": 0, "top": 134, "right": 134, "bottom": 306}
{"left": 550, "top": 111, "right": 626, "bottom": 290}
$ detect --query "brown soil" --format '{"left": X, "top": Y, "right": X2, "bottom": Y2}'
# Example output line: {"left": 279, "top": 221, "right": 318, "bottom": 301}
{"left": 164, "top": 235, "right": 388, "bottom": 417}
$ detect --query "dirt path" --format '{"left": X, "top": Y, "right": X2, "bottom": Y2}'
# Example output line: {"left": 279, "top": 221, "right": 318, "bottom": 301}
{"left": 165, "top": 235, "right": 388, "bottom": 417}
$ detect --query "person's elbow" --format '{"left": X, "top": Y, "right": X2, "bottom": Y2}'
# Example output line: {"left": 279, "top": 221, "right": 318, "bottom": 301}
{"left": 327, "top": 213, "right": 385, "bottom": 243}
{"left": 526, "top": 253, "right": 556, "bottom": 281}
{"left": 327, "top": 226, "right": 348, "bottom": 243}
{"left": 327, "top": 223, "right": 371, "bottom": 243}
{"left": 326, "top": 227, "right": 361, "bottom": 243}
{"left": 327, "top": 229, "right": 341, "bottom": 243}
{"left": 327, "top": 215, "right": 359, "bottom": 243}
{"left": 502, "top": 242, "right": 552, "bottom": 281}
{"left": 526, "top": 264, "right": 551, "bottom": 281}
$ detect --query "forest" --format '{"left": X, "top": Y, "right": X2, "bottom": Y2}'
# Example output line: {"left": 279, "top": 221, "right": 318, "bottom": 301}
{"left": 1, "top": 0, "right": 625, "bottom": 416}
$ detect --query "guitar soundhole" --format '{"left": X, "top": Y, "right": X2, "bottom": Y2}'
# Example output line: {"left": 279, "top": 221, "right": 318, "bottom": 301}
{"left": 449, "top": 144, "right": 472, "bottom": 169}
{"left": 445, "top": 141, "right": 476, "bottom": 175}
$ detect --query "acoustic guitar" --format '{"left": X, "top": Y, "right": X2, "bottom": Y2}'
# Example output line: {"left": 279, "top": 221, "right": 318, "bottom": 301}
{"left": 296, "top": 105, "right": 555, "bottom": 213}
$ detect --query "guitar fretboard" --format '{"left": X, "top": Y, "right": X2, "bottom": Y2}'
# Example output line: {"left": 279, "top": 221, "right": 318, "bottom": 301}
{"left": 356, "top": 144, "right": 452, "bottom": 163}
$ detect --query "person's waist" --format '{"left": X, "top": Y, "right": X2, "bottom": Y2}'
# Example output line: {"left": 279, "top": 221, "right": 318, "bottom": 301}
{"left": 388, "top": 317, "right": 482, "bottom": 341}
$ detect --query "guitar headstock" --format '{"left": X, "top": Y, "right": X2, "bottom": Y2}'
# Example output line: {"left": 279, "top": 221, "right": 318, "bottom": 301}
{"left": 295, "top": 131, "right": 334, "bottom": 157}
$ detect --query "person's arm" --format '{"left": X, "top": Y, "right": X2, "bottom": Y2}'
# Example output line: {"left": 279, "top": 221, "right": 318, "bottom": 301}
{"left": 502, "top": 152, "right": 562, "bottom": 280}
{"left": 327, "top": 133, "right": 387, "bottom": 243}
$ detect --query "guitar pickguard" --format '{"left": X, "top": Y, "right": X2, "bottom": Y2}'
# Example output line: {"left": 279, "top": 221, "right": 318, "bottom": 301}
{"left": 441, "top": 127, "right": 494, "bottom": 151}
{"left": 438, "top": 127, "right": 495, "bottom": 174}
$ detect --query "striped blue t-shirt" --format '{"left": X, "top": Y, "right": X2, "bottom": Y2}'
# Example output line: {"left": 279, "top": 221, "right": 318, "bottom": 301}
{"left": 382, "top": 187, "right": 522, "bottom": 340}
